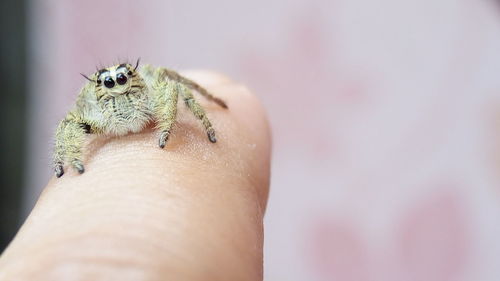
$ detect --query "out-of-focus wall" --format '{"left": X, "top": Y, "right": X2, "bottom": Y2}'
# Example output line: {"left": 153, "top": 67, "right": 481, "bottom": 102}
{"left": 27, "top": 0, "right": 500, "bottom": 280}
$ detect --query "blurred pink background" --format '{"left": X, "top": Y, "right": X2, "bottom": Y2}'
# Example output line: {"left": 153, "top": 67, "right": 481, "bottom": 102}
{"left": 26, "top": 0, "right": 500, "bottom": 280}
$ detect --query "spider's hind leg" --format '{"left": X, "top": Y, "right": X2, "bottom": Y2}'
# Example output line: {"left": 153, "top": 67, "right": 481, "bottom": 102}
{"left": 179, "top": 84, "right": 217, "bottom": 143}
{"left": 159, "top": 67, "right": 228, "bottom": 109}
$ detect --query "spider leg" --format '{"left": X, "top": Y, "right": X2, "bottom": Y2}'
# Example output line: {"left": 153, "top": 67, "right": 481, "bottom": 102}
{"left": 53, "top": 114, "right": 93, "bottom": 177}
{"left": 158, "top": 67, "right": 228, "bottom": 109}
{"left": 179, "top": 84, "right": 217, "bottom": 143}
{"left": 152, "top": 78, "right": 179, "bottom": 148}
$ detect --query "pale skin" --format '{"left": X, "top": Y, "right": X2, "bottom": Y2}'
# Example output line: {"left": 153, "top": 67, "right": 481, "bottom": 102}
{"left": 0, "top": 71, "right": 271, "bottom": 280}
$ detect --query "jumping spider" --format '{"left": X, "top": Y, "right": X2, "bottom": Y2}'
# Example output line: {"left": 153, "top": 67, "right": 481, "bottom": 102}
{"left": 53, "top": 59, "right": 227, "bottom": 178}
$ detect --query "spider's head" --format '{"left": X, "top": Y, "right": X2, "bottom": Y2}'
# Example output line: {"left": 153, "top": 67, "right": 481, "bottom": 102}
{"left": 82, "top": 59, "right": 142, "bottom": 100}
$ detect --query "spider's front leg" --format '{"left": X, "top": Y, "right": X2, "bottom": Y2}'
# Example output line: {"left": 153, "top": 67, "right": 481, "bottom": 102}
{"left": 152, "top": 79, "right": 179, "bottom": 148}
{"left": 53, "top": 115, "right": 91, "bottom": 177}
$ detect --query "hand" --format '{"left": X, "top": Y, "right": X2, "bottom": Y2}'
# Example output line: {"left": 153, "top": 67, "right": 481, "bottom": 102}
{"left": 0, "top": 71, "right": 271, "bottom": 281}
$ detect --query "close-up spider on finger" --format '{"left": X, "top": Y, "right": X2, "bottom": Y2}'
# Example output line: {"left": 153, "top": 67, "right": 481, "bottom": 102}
{"left": 53, "top": 59, "right": 228, "bottom": 178}
{"left": 4, "top": 1, "right": 500, "bottom": 280}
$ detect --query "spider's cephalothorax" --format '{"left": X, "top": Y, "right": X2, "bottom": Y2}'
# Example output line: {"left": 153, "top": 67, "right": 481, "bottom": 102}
{"left": 53, "top": 60, "right": 228, "bottom": 178}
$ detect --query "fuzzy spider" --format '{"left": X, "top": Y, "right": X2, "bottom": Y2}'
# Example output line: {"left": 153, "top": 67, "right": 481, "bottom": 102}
{"left": 53, "top": 60, "right": 227, "bottom": 178}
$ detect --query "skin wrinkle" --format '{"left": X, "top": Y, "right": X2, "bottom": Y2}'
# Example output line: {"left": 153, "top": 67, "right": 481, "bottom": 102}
{"left": 37, "top": 194, "right": 185, "bottom": 234}
{"left": 16, "top": 212, "right": 187, "bottom": 256}
{"left": 0, "top": 71, "right": 271, "bottom": 281}
{"left": 5, "top": 242, "right": 180, "bottom": 281}
{"left": 6, "top": 199, "right": 189, "bottom": 263}
{"left": 8, "top": 234, "right": 165, "bottom": 269}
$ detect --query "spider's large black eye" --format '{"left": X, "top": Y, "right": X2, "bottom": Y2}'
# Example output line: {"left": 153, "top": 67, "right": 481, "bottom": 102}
{"left": 104, "top": 77, "right": 115, "bottom": 88}
{"left": 116, "top": 73, "right": 128, "bottom": 85}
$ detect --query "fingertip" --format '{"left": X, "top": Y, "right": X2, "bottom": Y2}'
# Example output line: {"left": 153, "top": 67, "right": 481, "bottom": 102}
{"left": 193, "top": 72, "right": 272, "bottom": 210}
{"left": 0, "top": 71, "right": 272, "bottom": 281}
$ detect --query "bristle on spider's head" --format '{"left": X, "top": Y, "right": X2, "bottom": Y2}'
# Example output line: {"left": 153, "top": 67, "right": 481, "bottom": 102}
{"left": 134, "top": 58, "right": 141, "bottom": 71}
{"left": 80, "top": 73, "right": 95, "bottom": 83}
